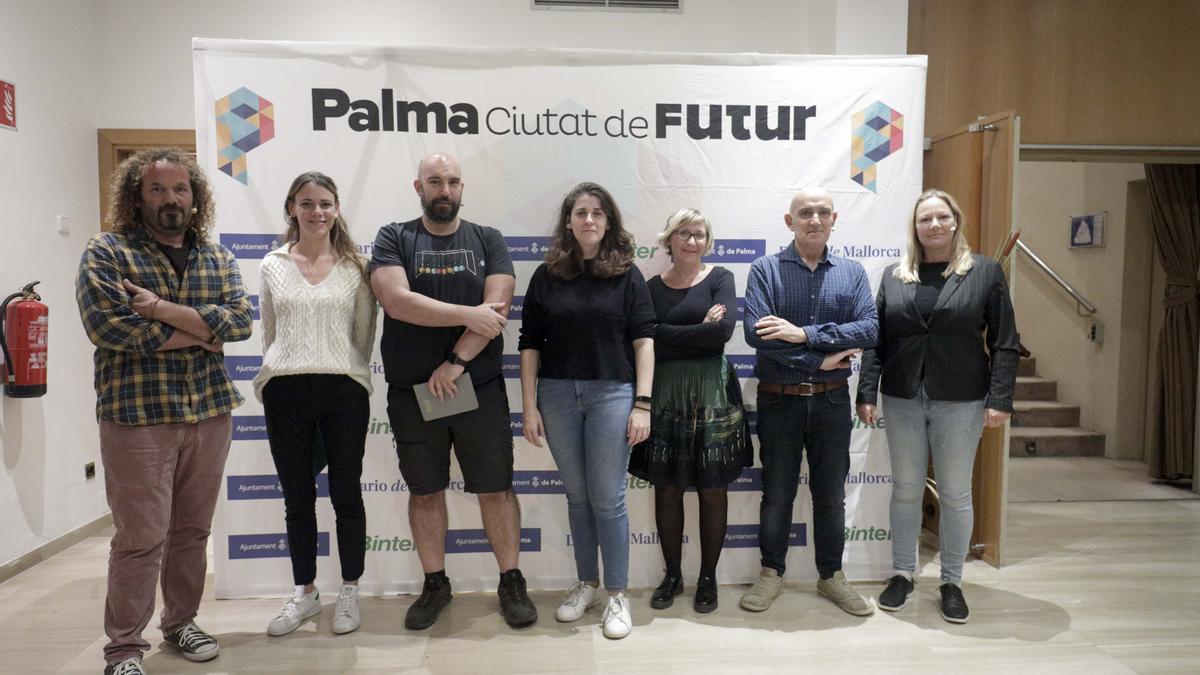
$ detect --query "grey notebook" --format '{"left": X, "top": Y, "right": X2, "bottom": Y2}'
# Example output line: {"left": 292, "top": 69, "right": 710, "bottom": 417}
{"left": 413, "top": 372, "right": 479, "bottom": 421}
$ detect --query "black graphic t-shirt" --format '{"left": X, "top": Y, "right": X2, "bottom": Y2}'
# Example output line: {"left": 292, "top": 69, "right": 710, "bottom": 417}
{"left": 370, "top": 218, "right": 515, "bottom": 386}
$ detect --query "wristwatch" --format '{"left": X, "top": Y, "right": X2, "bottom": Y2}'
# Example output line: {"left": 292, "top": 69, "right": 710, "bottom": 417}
{"left": 448, "top": 351, "right": 471, "bottom": 367}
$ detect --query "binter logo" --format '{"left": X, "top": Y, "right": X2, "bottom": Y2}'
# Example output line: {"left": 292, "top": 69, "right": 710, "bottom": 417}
{"left": 229, "top": 532, "right": 329, "bottom": 559}
{"left": 724, "top": 523, "right": 807, "bottom": 549}
{"left": 232, "top": 415, "right": 268, "bottom": 441}
{"left": 220, "top": 233, "right": 280, "bottom": 259}
{"left": 703, "top": 239, "right": 765, "bottom": 263}
{"left": 227, "top": 474, "right": 330, "bottom": 500}
{"left": 225, "top": 355, "right": 262, "bottom": 380}
{"left": 366, "top": 534, "right": 417, "bottom": 553}
{"left": 845, "top": 526, "right": 891, "bottom": 542}
{"left": 511, "top": 470, "right": 566, "bottom": 494}
{"left": 852, "top": 414, "right": 885, "bottom": 430}
{"left": 446, "top": 528, "right": 541, "bottom": 554}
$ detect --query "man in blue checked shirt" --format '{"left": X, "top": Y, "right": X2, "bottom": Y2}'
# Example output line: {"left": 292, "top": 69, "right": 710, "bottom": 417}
{"left": 77, "top": 149, "right": 252, "bottom": 675}
{"left": 738, "top": 187, "right": 878, "bottom": 617}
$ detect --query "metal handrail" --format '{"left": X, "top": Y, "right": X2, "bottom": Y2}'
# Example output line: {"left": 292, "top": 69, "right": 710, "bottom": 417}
{"left": 1015, "top": 240, "right": 1097, "bottom": 316}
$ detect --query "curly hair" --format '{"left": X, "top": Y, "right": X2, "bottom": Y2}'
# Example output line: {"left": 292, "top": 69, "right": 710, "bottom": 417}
{"left": 544, "top": 182, "right": 634, "bottom": 280}
{"left": 107, "top": 148, "right": 215, "bottom": 241}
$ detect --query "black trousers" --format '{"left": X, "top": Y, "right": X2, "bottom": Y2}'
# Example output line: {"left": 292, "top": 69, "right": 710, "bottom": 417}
{"left": 262, "top": 374, "right": 369, "bottom": 585}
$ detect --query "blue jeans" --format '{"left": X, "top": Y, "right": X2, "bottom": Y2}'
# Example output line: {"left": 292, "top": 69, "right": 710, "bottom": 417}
{"left": 882, "top": 388, "right": 985, "bottom": 584}
{"left": 755, "top": 385, "right": 852, "bottom": 577}
{"left": 538, "top": 378, "right": 633, "bottom": 591}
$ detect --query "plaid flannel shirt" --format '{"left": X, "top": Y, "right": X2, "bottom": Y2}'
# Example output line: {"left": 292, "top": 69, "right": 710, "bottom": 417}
{"left": 76, "top": 228, "right": 253, "bottom": 425}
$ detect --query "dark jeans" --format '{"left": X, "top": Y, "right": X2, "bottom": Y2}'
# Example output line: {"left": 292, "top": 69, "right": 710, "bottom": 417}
{"left": 755, "top": 385, "right": 852, "bottom": 578}
{"left": 263, "top": 374, "right": 370, "bottom": 585}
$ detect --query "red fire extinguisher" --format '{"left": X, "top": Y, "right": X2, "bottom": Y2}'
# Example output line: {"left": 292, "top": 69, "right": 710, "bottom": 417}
{"left": 0, "top": 281, "right": 48, "bottom": 398}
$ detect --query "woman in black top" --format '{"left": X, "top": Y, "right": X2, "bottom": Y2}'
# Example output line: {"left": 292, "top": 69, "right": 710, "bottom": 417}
{"left": 518, "top": 182, "right": 655, "bottom": 639}
{"left": 855, "top": 189, "right": 1019, "bottom": 624}
{"left": 628, "top": 209, "right": 751, "bottom": 613}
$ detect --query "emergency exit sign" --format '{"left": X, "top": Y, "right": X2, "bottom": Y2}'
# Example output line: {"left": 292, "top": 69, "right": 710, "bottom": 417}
{"left": 1, "top": 80, "right": 15, "bottom": 131}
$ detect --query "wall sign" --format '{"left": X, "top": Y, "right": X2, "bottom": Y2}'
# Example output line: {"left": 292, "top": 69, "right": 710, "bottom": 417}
{"left": 1070, "top": 212, "right": 1105, "bottom": 248}
{"left": 0, "top": 79, "right": 15, "bottom": 131}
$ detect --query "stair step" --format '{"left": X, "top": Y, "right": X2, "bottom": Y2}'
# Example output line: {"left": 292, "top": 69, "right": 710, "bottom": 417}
{"left": 1009, "top": 427, "right": 1105, "bottom": 457}
{"left": 1014, "top": 376, "right": 1057, "bottom": 401}
{"left": 1018, "top": 356, "right": 1037, "bottom": 377}
{"left": 1012, "top": 400, "right": 1080, "bottom": 427}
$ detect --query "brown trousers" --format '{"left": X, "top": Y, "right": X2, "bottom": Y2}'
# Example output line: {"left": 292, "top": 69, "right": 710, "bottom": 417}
{"left": 99, "top": 413, "right": 231, "bottom": 663}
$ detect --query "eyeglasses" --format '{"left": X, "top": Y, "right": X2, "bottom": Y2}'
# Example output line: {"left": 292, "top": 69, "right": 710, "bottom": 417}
{"left": 795, "top": 208, "right": 833, "bottom": 221}
{"left": 917, "top": 214, "right": 956, "bottom": 226}
{"left": 674, "top": 230, "right": 708, "bottom": 243}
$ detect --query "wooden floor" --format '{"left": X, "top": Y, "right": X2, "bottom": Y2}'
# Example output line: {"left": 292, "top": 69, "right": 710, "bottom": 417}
{"left": 3, "top": 461, "right": 1199, "bottom": 674}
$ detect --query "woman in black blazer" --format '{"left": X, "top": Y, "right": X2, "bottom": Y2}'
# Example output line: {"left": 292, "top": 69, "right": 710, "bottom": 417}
{"left": 856, "top": 189, "right": 1019, "bottom": 624}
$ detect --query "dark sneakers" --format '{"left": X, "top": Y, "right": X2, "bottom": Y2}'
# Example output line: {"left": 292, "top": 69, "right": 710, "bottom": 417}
{"left": 405, "top": 574, "right": 453, "bottom": 630}
{"left": 878, "top": 575, "right": 915, "bottom": 612}
{"left": 650, "top": 574, "right": 684, "bottom": 609}
{"left": 498, "top": 568, "right": 538, "bottom": 627}
{"left": 939, "top": 583, "right": 970, "bottom": 623}
{"left": 694, "top": 575, "right": 718, "bottom": 613}
{"left": 163, "top": 622, "right": 220, "bottom": 662}
{"left": 103, "top": 657, "right": 145, "bottom": 675}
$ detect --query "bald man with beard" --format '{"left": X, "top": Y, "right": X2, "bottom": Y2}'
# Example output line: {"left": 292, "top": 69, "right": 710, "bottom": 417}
{"left": 369, "top": 153, "right": 536, "bottom": 630}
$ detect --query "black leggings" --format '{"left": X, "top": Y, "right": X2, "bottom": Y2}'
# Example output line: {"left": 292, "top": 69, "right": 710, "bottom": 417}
{"left": 654, "top": 485, "right": 729, "bottom": 579}
{"left": 263, "top": 374, "right": 369, "bottom": 585}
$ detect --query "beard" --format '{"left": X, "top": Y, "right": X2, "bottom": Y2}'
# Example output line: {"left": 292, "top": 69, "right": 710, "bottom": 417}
{"left": 421, "top": 194, "right": 461, "bottom": 225}
{"left": 144, "top": 205, "right": 191, "bottom": 236}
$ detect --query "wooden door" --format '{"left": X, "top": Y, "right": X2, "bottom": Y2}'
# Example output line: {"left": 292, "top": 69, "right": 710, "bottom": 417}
{"left": 97, "top": 129, "right": 196, "bottom": 230}
{"left": 921, "top": 111, "right": 1019, "bottom": 567}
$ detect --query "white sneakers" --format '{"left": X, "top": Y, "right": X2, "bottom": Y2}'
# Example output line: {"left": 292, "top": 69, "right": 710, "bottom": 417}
{"left": 267, "top": 587, "right": 322, "bottom": 636}
{"left": 555, "top": 580, "right": 603, "bottom": 622}
{"left": 555, "top": 581, "right": 632, "bottom": 639}
{"left": 332, "top": 584, "right": 361, "bottom": 634}
{"left": 268, "top": 585, "right": 363, "bottom": 636}
{"left": 601, "top": 592, "right": 632, "bottom": 639}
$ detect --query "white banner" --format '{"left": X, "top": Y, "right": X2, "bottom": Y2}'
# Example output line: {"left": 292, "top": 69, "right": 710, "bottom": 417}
{"left": 193, "top": 39, "right": 925, "bottom": 598}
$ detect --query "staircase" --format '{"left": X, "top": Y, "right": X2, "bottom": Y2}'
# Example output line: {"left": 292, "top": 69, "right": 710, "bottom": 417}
{"left": 1010, "top": 357, "right": 1106, "bottom": 457}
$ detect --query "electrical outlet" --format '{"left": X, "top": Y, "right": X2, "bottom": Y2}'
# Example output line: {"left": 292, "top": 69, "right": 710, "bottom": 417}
{"left": 1087, "top": 320, "right": 1105, "bottom": 344}
{"left": 85, "top": 462, "right": 96, "bottom": 480}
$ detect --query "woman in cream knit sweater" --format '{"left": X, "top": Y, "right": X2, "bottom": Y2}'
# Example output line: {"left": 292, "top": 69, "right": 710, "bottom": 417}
{"left": 252, "top": 172, "right": 377, "bottom": 637}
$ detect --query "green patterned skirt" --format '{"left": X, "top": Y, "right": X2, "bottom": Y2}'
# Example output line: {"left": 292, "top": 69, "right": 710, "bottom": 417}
{"left": 628, "top": 355, "right": 752, "bottom": 488}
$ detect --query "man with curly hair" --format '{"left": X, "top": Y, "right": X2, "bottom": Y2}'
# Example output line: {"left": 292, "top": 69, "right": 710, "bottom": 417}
{"left": 76, "top": 148, "right": 253, "bottom": 675}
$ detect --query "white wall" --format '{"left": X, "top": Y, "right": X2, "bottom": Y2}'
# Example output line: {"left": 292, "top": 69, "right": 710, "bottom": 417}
{"left": 0, "top": 0, "right": 110, "bottom": 568}
{"left": 93, "top": 0, "right": 867, "bottom": 130}
{"left": 2, "top": 0, "right": 907, "bottom": 567}
{"left": 1013, "top": 161, "right": 1150, "bottom": 459}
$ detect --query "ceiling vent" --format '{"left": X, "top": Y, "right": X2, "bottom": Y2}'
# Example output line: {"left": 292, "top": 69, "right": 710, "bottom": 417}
{"left": 533, "top": 0, "right": 681, "bottom": 12}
